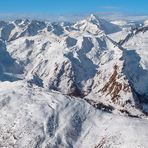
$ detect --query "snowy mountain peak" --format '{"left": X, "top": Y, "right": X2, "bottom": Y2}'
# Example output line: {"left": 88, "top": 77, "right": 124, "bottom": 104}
{"left": 0, "top": 15, "right": 148, "bottom": 148}
{"left": 87, "top": 14, "right": 100, "bottom": 23}
{"left": 81, "top": 14, "right": 121, "bottom": 34}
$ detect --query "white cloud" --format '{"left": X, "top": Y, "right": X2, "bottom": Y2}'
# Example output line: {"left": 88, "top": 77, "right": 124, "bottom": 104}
{"left": 0, "top": 12, "right": 148, "bottom": 22}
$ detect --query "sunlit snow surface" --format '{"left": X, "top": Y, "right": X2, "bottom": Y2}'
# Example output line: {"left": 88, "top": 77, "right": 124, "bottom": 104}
{"left": 0, "top": 15, "right": 148, "bottom": 147}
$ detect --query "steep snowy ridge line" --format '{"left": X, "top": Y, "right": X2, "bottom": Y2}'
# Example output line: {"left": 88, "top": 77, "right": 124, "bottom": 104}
{"left": 118, "top": 25, "right": 148, "bottom": 46}
{"left": 107, "top": 35, "right": 148, "bottom": 116}
{"left": 0, "top": 15, "right": 148, "bottom": 117}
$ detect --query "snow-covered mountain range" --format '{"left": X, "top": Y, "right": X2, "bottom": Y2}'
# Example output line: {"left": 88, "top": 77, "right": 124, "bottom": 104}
{"left": 0, "top": 14, "right": 148, "bottom": 147}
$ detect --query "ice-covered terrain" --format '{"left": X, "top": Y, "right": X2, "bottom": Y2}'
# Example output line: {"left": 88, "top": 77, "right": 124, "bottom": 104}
{"left": 0, "top": 14, "right": 148, "bottom": 147}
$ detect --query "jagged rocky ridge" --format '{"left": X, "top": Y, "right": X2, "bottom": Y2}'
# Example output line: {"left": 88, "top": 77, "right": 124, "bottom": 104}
{"left": 0, "top": 14, "right": 148, "bottom": 147}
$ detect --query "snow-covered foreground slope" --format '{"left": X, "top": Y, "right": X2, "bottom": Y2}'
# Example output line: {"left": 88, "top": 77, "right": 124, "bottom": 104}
{"left": 0, "top": 14, "right": 148, "bottom": 147}
{"left": 0, "top": 81, "right": 148, "bottom": 148}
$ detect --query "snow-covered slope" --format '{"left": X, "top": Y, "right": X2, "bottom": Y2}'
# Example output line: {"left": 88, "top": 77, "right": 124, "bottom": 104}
{"left": 0, "top": 14, "right": 148, "bottom": 147}
{"left": 74, "top": 14, "right": 121, "bottom": 35}
{"left": 0, "top": 81, "right": 148, "bottom": 148}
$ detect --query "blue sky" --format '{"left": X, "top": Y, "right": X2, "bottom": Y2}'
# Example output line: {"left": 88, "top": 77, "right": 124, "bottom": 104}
{"left": 0, "top": 0, "right": 147, "bottom": 20}
{"left": 0, "top": 0, "right": 147, "bottom": 14}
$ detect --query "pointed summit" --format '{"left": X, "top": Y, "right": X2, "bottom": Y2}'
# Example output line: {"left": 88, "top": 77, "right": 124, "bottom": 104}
{"left": 87, "top": 14, "right": 100, "bottom": 23}
{"left": 85, "top": 14, "right": 121, "bottom": 34}
{"left": 89, "top": 14, "right": 98, "bottom": 20}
